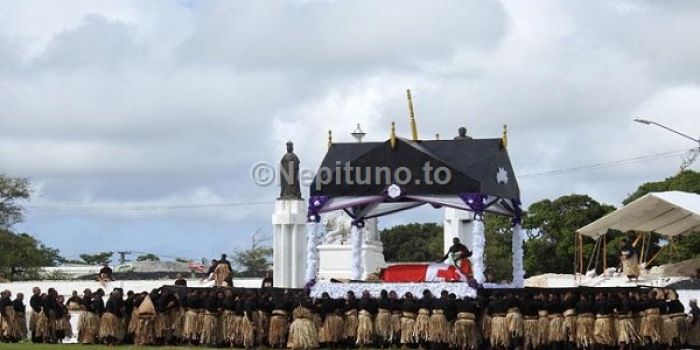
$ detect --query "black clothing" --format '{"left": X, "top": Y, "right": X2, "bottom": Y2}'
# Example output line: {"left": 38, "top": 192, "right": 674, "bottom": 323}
{"left": 441, "top": 242, "right": 472, "bottom": 261}
{"left": 186, "top": 296, "right": 201, "bottom": 309}
{"left": 521, "top": 299, "right": 540, "bottom": 317}
{"left": 668, "top": 300, "right": 684, "bottom": 314}
{"left": 13, "top": 299, "right": 25, "bottom": 313}
{"left": 456, "top": 299, "right": 478, "bottom": 314}
{"left": 0, "top": 296, "right": 11, "bottom": 316}
{"left": 594, "top": 299, "right": 612, "bottom": 315}
{"left": 490, "top": 298, "right": 509, "bottom": 315}
{"left": 402, "top": 299, "right": 419, "bottom": 313}
{"left": 345, "top": 298, "right": 359, "bottom": 312}
{"left": 174, "top": 278, "right": 187, "bottom": 287}
{"left": 575, "top": 300, "right": 593, "bottom": 314}
{"left": 106, "top": 297, "right": 124, "bottom": 317}
{"left": 92, "top": 296, "right": 105, "bottom": 315}
{"left": 261, "top": 277, "right": 273, "bottom": 288}
{"left": 124, "top": 297, "right": 134, "bottom": 317}
{"left": 66, "top": 296, "right": 82, "bottom": 305}
{"left": 204, "top": 297, "right": 218, "bottom": 313}
{"left": 358, "top": 297, "right": 377, "bottom": 314}
{"left": 29, "top": 294, "right": 42, "bottom": 313}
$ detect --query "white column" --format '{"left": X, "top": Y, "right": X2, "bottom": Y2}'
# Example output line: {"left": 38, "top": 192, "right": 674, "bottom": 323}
{"left": 305, "top": 222, "right": 318, "bottom": 282}
{"left": 272, "top": 199, "right": 307, "bottom": 288}
{"left": 350, "top": 224, "right": 364, "bottom": 280}
{"left": 512, "top": 223, "right": 525, "bottom": 287}
{"left": 443, "top": 208, "right": 475, "bottom": 253}
{"left": 471, "top": 217, "right": 486, "bottom": 284}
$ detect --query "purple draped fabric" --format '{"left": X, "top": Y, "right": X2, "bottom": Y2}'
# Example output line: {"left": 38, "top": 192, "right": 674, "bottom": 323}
{"left": 351, "top": 218, "right": 365, "bottom": 228}
{"left": 307, "top": 195, "right": 330, "bottom": 222}
{"left": 459, "top": 193, "right": 487, "bottom": 219}
{"left": 511, "top": 199, "right": 522, "bottom": 225}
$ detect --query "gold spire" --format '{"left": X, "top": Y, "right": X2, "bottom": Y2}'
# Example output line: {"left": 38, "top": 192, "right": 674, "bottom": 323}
{"left": 390, "top": 121, "right": 397, "bottom": 148}
{"left": 407, "top": 89, "right": 418, "bottom": 141}
{"left": 327, "top": 129, "right": 332, "bottom": 149}
{"left": 502, "top": 124, "right": 508, "bottom": 148}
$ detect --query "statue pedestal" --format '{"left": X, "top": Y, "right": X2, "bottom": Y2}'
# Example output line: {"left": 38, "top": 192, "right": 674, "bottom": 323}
{"left": 272, "top": 199, "right": 307, "bottom": 288}
{"left": 444, "top": 208, "right": 475, "bottom": 252}
{"left": 318, "top": 243, "right": 386, "bottom": 280}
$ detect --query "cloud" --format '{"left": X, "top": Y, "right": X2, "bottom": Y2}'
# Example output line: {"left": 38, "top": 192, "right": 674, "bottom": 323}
{"left": 1, "top": 0, "right": 699, "bottom": 258}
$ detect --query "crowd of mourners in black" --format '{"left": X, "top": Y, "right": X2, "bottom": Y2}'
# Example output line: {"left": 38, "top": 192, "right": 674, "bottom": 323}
{"left": 0, "top": 284, "right": 699, "bottom": 350}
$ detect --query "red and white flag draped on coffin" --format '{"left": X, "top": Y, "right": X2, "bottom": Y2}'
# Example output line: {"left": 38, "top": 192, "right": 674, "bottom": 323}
{"left": 381, "top": 263, "right": 468, "bottom": 283}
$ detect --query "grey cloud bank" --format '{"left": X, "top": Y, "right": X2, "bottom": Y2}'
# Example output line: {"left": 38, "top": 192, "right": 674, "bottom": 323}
{"left": 0, "top": 0, "right": 698, "bottom": 259}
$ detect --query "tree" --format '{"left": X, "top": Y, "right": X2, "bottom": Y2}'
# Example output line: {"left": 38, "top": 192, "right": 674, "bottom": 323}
{"left": 136, "top": 253, "right": 160, "bottom": 262}
{"left": 231, "top": 236, "right": 273, "bottom": 277}
{"left": 523, "top": 194, "right": 615, "bottom": 275}
{"left": 0, "top": 229, "right": 62, "bottom": 280}
{"left": 623, "top": 170, "right": 700, "bottom": 204}
{"left": 484, "top": 214, "right": 515, "bottom": 282}
{"left": 381, "top": 223, "right": 443, "bottom": 262}
{"left": 0, "top": 174, "right": 31, "bottom": 229}
{"left": 79, "top": 252, "right": 114, "bottom": 265}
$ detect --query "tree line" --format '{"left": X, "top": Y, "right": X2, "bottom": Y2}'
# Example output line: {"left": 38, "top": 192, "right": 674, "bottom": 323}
{"left": 381, "top": 170, "right": 700, "bottom": 282}
{"left": 1, "top": 170, "right": 698, "bottom": 281}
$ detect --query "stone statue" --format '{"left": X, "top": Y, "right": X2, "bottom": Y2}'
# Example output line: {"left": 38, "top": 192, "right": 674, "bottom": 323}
{"left": 363, "top": 218, "right": 381, "bottom": 245}
{"left": 322, "top": 212, "right": 352, "bottom": 244}
{"left": 454, "top": 127, "right": 472, "bottom": 140}
{"left": 279, "top": 141, "right": 302, "bottom": 199}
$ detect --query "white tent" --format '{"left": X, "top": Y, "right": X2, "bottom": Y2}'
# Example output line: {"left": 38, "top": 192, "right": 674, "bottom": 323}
{"left": 577, "top": 191, "right": 700, "bottom": 238}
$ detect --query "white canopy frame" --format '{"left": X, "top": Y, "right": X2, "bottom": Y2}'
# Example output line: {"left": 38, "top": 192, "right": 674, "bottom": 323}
{"left": 574, "top": 191, "right": 700, "bottom": 276}
{"left": 577, "top": 191, "right": 700, "bottom": 238}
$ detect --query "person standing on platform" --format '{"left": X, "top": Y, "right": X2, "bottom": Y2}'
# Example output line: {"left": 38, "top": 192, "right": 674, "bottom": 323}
{"left": 619, "top": 239, "right": 640, "bottom": 281}
{"left": 440, "top": 238, "right": 473, "bottom": 277}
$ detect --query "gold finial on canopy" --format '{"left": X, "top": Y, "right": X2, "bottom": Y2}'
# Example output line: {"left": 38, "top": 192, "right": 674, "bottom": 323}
{"left": 327, "top": 129, "right": 332, "bottom": 149}
{"left": 407, "top": 89, "right": 418, "bottom": 141}
{"left": 390, "top": 121, "right": 397, "bottom": 148}
{"left": 502, "top": 124, "right": 508, "bottom": 148}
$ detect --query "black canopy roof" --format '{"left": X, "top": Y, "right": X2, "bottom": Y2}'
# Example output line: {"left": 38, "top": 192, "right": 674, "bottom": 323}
{"left": 308, "top": 137, "right": 520, "bottom": 219}
{"left": 311, "top": 137, "right": 519, "bottom": 199}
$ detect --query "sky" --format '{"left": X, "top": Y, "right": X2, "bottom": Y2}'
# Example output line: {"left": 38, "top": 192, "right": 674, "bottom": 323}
{"left": 1, "top": 0, "right": 699, "bottom": 262}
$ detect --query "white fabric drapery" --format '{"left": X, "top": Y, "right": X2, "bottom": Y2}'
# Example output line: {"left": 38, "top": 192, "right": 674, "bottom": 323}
{"left": 511, "top": 223, "right": 525, "bottom": 287}
{"left": 471, "top": 218, "right": 486, "bottom": 284}
{"left": 305, "top": 222, "right": 322, "bottom": 282}
{"left": 350, "top": 224, "right": 364, "bottom": 280}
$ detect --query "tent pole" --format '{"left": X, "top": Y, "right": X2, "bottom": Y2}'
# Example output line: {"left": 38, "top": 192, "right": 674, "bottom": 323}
{"left": 574, "top": 233, "right": 577, "bottom": 283}
{"left": 587, "top": 236, "right": 600, "bottom": 274}
{"left": 647, "top": 245, "right": 666, "bottom": 266}
{"left": 579, "top": 233, "right": 584, "bottom": 274}
{"left": 603, "top": 233, "right": 607, "bottom": 272}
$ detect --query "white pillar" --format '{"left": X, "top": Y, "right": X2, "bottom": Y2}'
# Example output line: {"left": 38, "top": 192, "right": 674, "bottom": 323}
{"left": 272, "top": 199, "right": 307, "bottom": 288}
{"left": 350, "top": 224, "right": 364, "bottom": 280}
{"left": 443, "top": 208, "right": 475, "bottom": 253}
{"left": 471, "top": 218, "right": 486, "bottom": 284}
{"left": 512, "top": 223, "right": 525, "bottom": 287}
